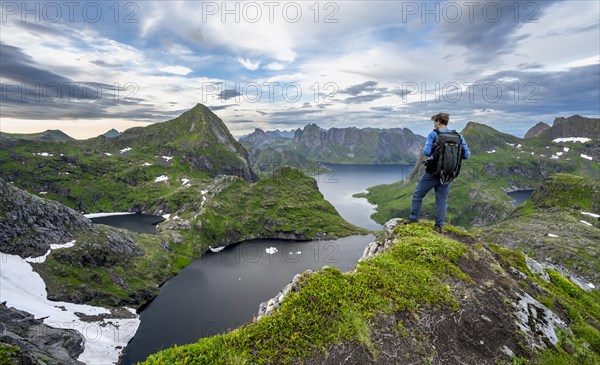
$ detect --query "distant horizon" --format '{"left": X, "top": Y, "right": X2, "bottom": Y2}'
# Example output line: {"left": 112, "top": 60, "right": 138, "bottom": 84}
{"left": 1, "top": 107, "right": 596, "bottom": 140}
{"left": 1, "top": 1, "right": 598, "bottom": 139}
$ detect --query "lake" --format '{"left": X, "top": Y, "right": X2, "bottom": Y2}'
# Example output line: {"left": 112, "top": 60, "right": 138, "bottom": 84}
{"left": 89, "top": 213, "right": 165, "bottom": 234}
{"left": 315, "top": 163, "right": 413, "bottom": 230}
{"left": 114, "top": 164, "right": 410, "bottom": 364}
{"left": 507, "top": 189, "right": 534, "bottom": 206}
{"left": 119, "top": 235, "right": 373, "bottom": 364}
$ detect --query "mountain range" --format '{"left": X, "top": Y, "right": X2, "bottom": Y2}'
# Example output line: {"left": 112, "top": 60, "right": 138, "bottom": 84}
{"left": 239, "top": 124, "right": 425, "bottom": 173}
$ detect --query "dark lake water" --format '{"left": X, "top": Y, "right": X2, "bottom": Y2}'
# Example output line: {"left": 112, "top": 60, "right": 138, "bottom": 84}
{"left": 315, "top": 164, "right": 413, "bottom": 230}
{"left": 89, "top": 214, "right": 164, "bottom": 234}
{"left": 119, "top": 235, "right": 374, "bottom": 364}
{"left": 507, "top": 189, "right": 534, "bottom": 206}
{"left": 115, "top": 164, "right": 410, "bottom": 364}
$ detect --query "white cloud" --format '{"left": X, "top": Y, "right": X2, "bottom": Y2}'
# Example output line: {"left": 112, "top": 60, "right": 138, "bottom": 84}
{"left": 265, "top": 62, "right": 285, "bottom": 71}
{"left": 238, "top": 58, "right": 261, "bottom": 71}
{"left": 158, "top": 65, "right": 194, "bottom": 75}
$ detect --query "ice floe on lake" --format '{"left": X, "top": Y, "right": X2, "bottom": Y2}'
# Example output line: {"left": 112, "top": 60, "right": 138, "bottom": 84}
{"left": 265, "top": 247, "right": 278, "bottom": 255}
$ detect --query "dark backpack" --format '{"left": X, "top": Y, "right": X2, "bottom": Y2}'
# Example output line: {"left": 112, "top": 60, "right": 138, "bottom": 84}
{"left": 425, "top": 129, "right": 464, "bottom": 185}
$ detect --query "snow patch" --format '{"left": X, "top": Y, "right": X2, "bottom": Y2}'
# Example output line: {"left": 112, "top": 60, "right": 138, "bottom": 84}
{"left": 119, "top": 147, "right": 132, "bottom": 154}
{"left": 39, "top": 191, "right": 47, "bottom": 195}
{"left": 563, "top": 147, "right": 569, "bottom": 152}
{"left": 581, "top": 211, "right": 600, "bottom": 218}
{"left": 580, "top": 220, "right": 593, "bottom": 227}
{"left": 580, "top": 154, "right": 593, "bottom": 161}
{"left": 141, "top": 162, "right": 152, "bottom": 166}
{"left": 486, "top": 150, "right": 496, "bottom": 154}
{"left": 553, "top": 137, "right": 591, "bottom": 143}
{"left": 162, "top": 213, "right": 171, "bottom": 220}
{"left": 0, "top": 253, "right": 140, "bottom": 365}
{"left": 155, "top": 175, "right": 169, "bottom": 183}
{"left": 25, "top": 240, "right": 76, "bottom": 264}
{"left": 161, "top": 156, "right": 173, "bottom": 161}
{"left": 104, "top": 153, "right": 113, "bottom": 156}
{"left": 209, "top": 246, "right": 226, "bottom": 253}
{"left": 84, "top": 212, "right": 135, "bottom": 219}
{"left": 547, "top": 233, "right": 559, "bottom": 238}
{"left": 35, "top": 152, "right": 53, "bottom": 157}
{"left": 181, "top": 178, "right": 190, "bottom": 187}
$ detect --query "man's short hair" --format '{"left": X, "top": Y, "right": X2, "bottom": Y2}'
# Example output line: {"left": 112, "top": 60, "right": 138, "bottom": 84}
{"left": 431, "top": 113, "right": 449, "bottom": 125}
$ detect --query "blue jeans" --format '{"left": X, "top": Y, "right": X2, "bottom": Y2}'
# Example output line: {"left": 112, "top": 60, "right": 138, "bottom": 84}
{"left": 410, "top": 172, "right": 451, "bottom": 227}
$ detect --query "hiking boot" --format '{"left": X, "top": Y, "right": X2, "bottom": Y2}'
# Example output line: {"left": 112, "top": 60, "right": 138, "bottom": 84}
{"left": 433, "top": 225, "right": 443, "bottom": 233}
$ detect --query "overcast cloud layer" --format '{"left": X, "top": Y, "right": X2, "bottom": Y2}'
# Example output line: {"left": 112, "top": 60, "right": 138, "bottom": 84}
{"left": 0, "top": 0, "right": 598, "bottom": 138}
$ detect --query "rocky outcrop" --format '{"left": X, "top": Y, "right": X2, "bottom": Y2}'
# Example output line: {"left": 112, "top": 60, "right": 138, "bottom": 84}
{"left": 536, "top": 115, "right": 600, "bottom": 141}
{"left": 253, "top": 219, "right": 581, "bottom": 365}
{"left": 524, "top": 122, "right": 551, "bottom": 139}
{"left": 257, "top": 270, "right": 313, "bottom": 321}
{"left": 0, "top": 178, "right": 93, "bottom": 257}
{"left": 0, "top": 303, "right": 84, "bottom": 365}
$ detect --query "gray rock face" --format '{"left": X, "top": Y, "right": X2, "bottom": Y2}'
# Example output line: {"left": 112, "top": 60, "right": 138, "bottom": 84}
{"left": 0, "top": 302, "right": 84, "bottom": 365}
{"left": 0, "top": 178, "right": 93, "bottom": 257}
{"left": 524, "top": 122, "right": 551, "bottom": 139}
{"left": 536, "top": 115, "right": 600, "bottom": 141}
{"left": 292, "top": 124, "right": 425, "bottom": 163}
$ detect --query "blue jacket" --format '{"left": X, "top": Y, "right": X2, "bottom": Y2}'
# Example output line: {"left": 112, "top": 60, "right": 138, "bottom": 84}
{"left": 423, "top": 129, "right": 470, "bottom": 159}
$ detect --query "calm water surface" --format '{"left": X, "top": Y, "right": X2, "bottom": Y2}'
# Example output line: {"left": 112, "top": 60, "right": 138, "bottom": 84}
{"left": 89, "top": 214, "right": 164, "bottom": 234}
{"left": 507, "top": 189, "right": 534, "bottom": 206}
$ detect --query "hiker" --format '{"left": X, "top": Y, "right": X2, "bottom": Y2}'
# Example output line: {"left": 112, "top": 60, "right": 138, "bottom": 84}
{"left": 406, "top": 113, "right": 470, "bottom": 233}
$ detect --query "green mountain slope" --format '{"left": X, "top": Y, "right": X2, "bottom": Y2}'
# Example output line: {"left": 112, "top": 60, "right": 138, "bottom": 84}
{"left": 141, "top": 220, "right": 600, "bottom": 365}
{"left": 0, "top": 104, "right": 257, "bottom": 213}
{"left": 0, "top": 129, "right": 74, "bottom": 142}
{"left": 478, "top": 174, "right": 600, "bottom": 287}
{"left": 357, "top": 121, "right": 600, "bottom": 228}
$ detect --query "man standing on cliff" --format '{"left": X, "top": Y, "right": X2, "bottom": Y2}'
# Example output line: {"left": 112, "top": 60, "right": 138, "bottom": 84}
{"left": 406, "top": 113, "right": 470, "bottom": 233}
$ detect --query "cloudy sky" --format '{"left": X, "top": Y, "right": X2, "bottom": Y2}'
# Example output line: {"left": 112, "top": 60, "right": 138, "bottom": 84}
{"left": 1, "top": 0, "right": 598, "bottom": 138}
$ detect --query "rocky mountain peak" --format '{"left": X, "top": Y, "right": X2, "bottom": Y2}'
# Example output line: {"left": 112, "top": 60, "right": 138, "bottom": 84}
{"left": 524, "top": 122, "right": 551, "bottom": 139}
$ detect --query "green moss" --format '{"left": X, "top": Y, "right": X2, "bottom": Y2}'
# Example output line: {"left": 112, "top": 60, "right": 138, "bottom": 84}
{"left": 0, "top": 343, "right": 23, "bottom": 365}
